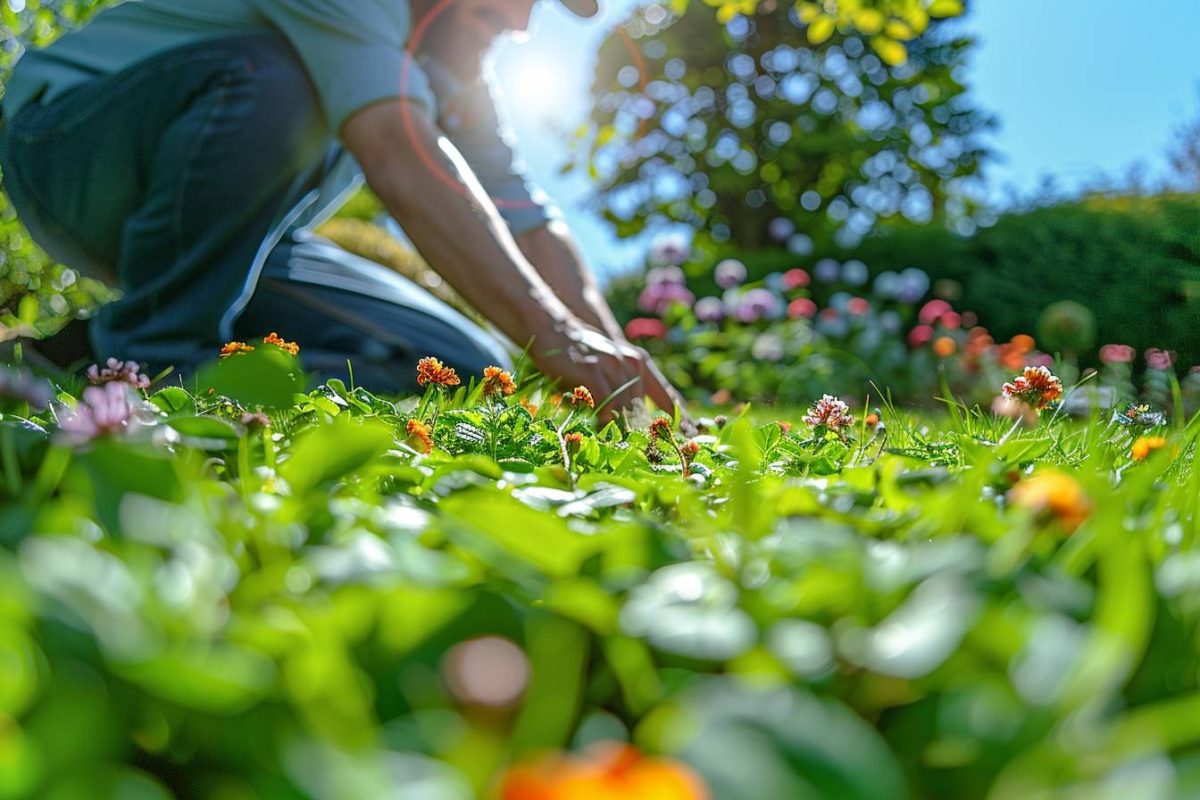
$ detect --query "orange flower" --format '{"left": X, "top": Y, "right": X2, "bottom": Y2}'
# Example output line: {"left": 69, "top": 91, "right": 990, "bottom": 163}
{"left": 416, "top": 356, "right": 461, "bottom": 388}
{"left": 1131, "top": 436, "right": 1168, "bottom": 462}
{"left": 219, "top": 341, "right": 255, "bottom": 358}
{"left": 865, "top": 412, "right": 880, "bottom": 427}
{"left": 564, "top": 432, "right": 584, "bottom": 451}
{"left": 263, "top": 332, "right": 299, "bottom": 355}
{"left": 520, "top": 397, "right": 539, "bottom": 417}
{"left": 1001, "top": 366, "right": 1063, "bottom": 411}
{"left": 569, "top": 386, "right": 595, "bottom": 409}
{"left": 1011, "top": 334, "right": 1036, "bottom": 353}
{"left": 405, "top": 419, "right": 433, "bottom": 454}
{"left": 1009, "top": 470, "right": 1091, "bottom": 534}
{"left": 496, "top": 743, "right": 708, "bottom": 800}
{"left": 933, "top": 336, "right": 957, "bottom": 358}
{"left": 482, "top": 366, "right": 517, "bottom": 397}
{"left": 649, "top": 417, "right": 673, "bottom": 441}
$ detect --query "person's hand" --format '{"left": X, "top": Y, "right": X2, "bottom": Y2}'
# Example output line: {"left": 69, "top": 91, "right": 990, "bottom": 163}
{"left": 530, "top": 320, "right": 683, "bottom": 419}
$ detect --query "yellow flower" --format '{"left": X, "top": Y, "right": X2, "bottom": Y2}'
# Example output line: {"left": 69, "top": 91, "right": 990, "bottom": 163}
{"left": 482, "top": 366, "right": 517, "bottom": 397}
{"left": 1009, "top": 470, "right": 1091, "bottom": 534}
{"left": 1131, "top": 436, "right": 1168, "bottom": 462}
{"left": 416, "top": 356, "right": 461, "bottom": 388}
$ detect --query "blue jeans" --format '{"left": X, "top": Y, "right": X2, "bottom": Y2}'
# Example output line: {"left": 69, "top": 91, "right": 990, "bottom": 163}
{"left": 0, "top": 33, "right": 509, "bottom": 391}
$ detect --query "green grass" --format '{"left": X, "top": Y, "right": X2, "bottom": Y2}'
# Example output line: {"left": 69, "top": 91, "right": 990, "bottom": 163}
{"left": 1, "top": 346, "right": 1198, "bottom": 800}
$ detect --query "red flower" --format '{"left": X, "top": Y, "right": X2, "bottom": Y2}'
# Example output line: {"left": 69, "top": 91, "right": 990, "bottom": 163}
{"left": 846, "top": 297, "right": 871, "bottom": 316}
{"left": 416, "top": 356, "right": 461, "bottom": 388}
{"left": 625, "top": 317, "right": 669, "bottom": 340}
{"left": 782, "top": 268, "right": 810, "bottom": 290}
{"left": 787, "top": 298, "right": 818, "bottom": 319}
{"left": 649, "top": 417, "right": 673, "bottom": 441}
{"left": 907, "top": 325, "right": 934, "bottom": 348}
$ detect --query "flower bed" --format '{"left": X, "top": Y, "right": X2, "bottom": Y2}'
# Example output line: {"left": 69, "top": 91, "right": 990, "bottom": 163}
{"left": 0, "top": 343, "right": 1198, "bottom": 799}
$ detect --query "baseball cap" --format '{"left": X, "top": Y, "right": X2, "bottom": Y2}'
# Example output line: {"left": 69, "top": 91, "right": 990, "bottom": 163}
{"left": 558, "top": 0, "right": 599, "bottom": 17}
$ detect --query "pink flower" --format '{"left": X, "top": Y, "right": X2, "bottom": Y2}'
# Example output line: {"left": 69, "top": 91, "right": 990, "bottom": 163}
{"left": 907, "top": 325, "right": 934, "bottom": 348}
{"left": 86, "top": 357, "right": 151, "bottom": 390}
{"left": 918, "top": 299, "right": 952, "bottom": 326}
{"left": 1145, "top": 348, "right": 1177, "bottom": 371}
{"left": 846, "top": 297, "right": 871, "bottom": 316}
{"left": 625, "top": 317, "right": 668, "bottom": 340}
{"left": 58, "top": 383, "right": 140, "bottom": 442}
{"left": 1099, "top": 344, "right": 1136, "bottom": 364}
{"left": 782, "top": 268, "right": 810, "bottom": 290}
{"left": 714, "top": 259, "right": 747, "bottom": 289}
{"left": 803, "top": 394, "right": 854, "bottom": 432}
{"left": 788, "top": 298, "right": 817, "bottom": 319}
{"left": 939, "top": 311, "right": 962, "bottom": 330}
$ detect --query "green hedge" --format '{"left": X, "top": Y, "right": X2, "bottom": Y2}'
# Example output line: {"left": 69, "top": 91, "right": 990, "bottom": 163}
{"left": 846, "top": 193, "right": 1200, "bottom": 368}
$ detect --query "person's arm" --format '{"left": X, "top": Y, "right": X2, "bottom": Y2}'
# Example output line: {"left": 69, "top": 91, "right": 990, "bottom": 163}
{"left": 341, "top": 99, "right": 680, "bottom": 414}
{"left": 515, "top": 220, "right": 629, "bottom": 345}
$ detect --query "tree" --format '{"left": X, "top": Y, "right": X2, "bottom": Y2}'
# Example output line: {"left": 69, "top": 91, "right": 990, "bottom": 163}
{"left": 575, "top": 0, "right": 992, "bottom": 252}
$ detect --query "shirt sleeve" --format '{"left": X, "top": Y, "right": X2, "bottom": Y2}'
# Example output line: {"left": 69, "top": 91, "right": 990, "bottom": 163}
{"left": 251, "top": 0, "right": 435, "bottom": 133}
{"left": 424, "top": 61, "right": 558, "bottom": 235}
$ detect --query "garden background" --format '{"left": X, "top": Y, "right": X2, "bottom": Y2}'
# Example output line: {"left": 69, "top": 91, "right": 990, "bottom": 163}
{"left": 3, "top": 1, "right": 1200, "bottom": 799}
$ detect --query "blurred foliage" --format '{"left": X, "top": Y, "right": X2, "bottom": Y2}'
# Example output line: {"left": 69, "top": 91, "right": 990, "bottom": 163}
{"left": 575, "top": 0, "right": 991, "bottom": 251}
{"left": 1, "top": 346, "right": 1199, "bottom": 798}
{"left": 838, "top": 192, "right": 1200, "bottom": 369}
{"left": 1, "top": 0, "right": 114, "bottom": 342}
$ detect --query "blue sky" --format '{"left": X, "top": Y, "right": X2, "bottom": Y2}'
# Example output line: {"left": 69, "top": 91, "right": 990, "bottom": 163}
{"left": 489, "top": 0, "right": 1200, "bottom": 279}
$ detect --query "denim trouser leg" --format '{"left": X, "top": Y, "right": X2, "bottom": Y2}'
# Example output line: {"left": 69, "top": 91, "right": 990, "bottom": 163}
{"left": 0, "top": 34, "right": 327, "bottom": 370}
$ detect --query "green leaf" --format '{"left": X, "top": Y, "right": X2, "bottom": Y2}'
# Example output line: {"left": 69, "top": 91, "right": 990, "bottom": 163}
{"left": 279, "top": 416, "right": 393, "bottom": 495}
{"left": 195, "top": 346, "right": 305, "bottom": 410}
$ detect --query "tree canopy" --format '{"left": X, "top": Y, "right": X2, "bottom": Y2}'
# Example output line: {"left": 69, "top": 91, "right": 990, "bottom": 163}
{"left": 575, "top": 0, "right": 991, "bottom": 252}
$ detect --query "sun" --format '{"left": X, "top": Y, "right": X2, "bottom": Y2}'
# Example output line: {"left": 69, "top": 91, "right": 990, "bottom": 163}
{"left": 496, "top": 49, "right": 579, "bottom": 120}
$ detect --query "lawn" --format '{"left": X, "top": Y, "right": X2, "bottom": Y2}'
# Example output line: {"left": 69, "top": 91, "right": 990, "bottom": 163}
{"left": 1, "top": 337, "right": 1197, "bottom": 800}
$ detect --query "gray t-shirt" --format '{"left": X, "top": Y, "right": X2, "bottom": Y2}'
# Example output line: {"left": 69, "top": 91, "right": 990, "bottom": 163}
{"left": 4, "top": 0, "right": 552, "bottom": 233}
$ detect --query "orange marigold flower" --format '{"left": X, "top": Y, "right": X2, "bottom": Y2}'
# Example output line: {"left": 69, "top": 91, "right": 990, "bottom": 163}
{"left": 563, "top": 432, "right": 584, "bottom": 451}
{"left": 262, "top": 332, "right": 300, "bottom": 355}
{"left": 569, "top": 386, "right": 595, "bottom": 409}
{"left": 416, "top": 356, "right": 461, "bottom": 388}
{"left": 219, "top": 341, "right": 255, "bottom": 358}
{"left": 1011, "top": 334, "right": 1036, "bottom": 353}
{"left": 933, "top": 336, "right": 957, "bottom": 358}
{"left": 520, "top": 397, "right": 539, "bottom": 417}
{"left": 1131, "top": 436, "right": 1168, "bottom": 462}
{"left": 496, "top": 742, "right": 709, "bottom": 800}
{"left": 1001, "top": 366, "right": 1063, "bottom": 411}
{"left": 649, "top": 416, "right": 673, "bottom": 441}
{"left": 1009, "top": 470, "right": 1091, "bottom": 534}
{"left": 482, "top": 366, "right": 517, "bottom": 397}
{"left": 405, "top": 419, "right": 433, "bottom": 454}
